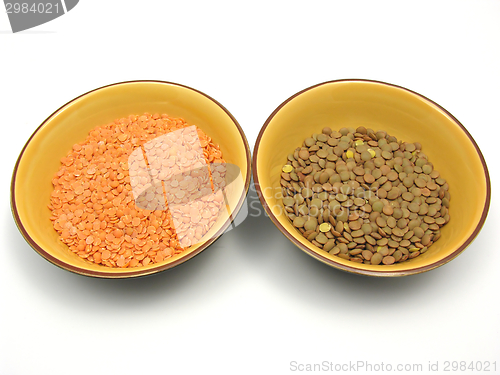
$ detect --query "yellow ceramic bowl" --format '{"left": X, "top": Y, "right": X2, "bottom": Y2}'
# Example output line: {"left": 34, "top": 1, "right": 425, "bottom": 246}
{"left": 11, "top": 80, "right": 251, "bottom": 278}
{"left": 253, "top": 79, "right": 490, "bottom": 277}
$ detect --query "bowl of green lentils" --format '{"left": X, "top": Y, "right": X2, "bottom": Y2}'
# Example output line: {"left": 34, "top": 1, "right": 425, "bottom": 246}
{"left": 253, "top": 79, "right": 490, "bottom": 276}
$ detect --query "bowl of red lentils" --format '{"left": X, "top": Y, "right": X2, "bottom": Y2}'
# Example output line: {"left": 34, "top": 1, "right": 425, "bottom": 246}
{"left": 11, "top": 81, "right": 251, "bottom": 278}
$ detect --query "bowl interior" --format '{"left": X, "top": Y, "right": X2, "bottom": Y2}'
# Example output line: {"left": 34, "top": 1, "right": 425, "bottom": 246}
{"left": 13, "top": 81, "right": 250, "bottom": 277}
{"left": 255, "top": 80, "right": 489, "bottom": 275}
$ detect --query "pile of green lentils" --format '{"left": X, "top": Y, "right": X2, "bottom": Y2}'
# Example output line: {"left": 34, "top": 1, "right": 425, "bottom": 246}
{"left": 281, "top": 126, "right": 450, "bottom": 265}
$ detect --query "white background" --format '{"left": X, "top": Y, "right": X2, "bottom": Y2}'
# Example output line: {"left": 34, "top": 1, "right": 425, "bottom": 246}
{"left": 1, "top": 1, "right": 499, "bottom": 374}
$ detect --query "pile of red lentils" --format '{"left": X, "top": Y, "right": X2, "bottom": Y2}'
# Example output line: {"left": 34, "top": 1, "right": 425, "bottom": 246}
{"left": 49, "top": 113, "right": 225, "bottom": 268}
